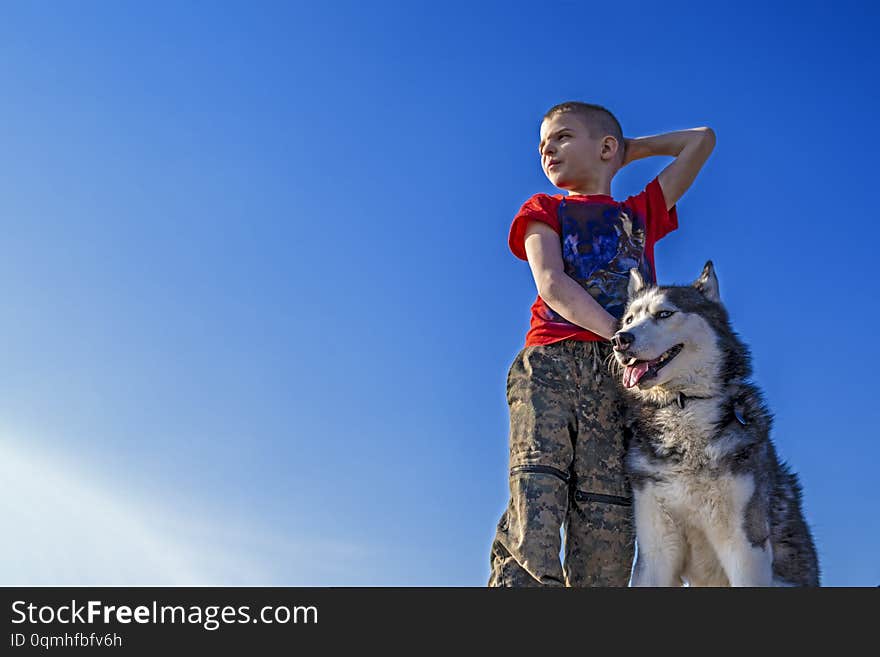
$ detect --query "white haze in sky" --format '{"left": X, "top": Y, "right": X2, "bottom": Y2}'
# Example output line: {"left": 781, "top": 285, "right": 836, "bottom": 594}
{"left": 0, "top": 436, "right": 370, "bottom": 585}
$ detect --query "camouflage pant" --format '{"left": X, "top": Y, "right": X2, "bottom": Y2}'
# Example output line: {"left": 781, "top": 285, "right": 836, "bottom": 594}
{"left": 488, "top": 339, "right": 635, "bottom": 587}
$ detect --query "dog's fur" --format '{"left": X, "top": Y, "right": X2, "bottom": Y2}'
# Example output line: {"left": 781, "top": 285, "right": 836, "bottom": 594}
{"left": 610, "top": 261, "right": 819, "bottom": 586}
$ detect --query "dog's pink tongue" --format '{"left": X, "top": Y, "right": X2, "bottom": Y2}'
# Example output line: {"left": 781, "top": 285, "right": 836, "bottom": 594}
{"left": 624, "top": 362, "right": 651, "bottom": 389}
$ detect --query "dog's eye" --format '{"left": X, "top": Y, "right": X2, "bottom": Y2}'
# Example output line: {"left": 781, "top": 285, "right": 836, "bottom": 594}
{"left": 656, "top": 310, "right": 674, "bottom": 319}
{"left": 624, "top": 316, "right": 633, "bottom": 325}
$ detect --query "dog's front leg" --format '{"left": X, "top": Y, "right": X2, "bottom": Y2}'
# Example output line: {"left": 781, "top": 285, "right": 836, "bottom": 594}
{"left": 716, "top": 538, "right": 773, "bottom": 587}
{"left": 629, "top": 488, "right": 684, "bottom": 587}
{"left": 711, "top": 475, "right": 774, "bottom": 587}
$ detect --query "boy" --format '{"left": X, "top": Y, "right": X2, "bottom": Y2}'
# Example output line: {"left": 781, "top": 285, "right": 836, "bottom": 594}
{"left": 488, "top": 102, "right": 715, "bottom": 586}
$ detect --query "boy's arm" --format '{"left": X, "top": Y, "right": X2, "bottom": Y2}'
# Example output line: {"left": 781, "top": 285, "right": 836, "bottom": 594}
{"left": 523, "top": 221, "right": 618, "bottom": 340}
{"left": 623, "top": 127, "right": 716, "bottom": 210}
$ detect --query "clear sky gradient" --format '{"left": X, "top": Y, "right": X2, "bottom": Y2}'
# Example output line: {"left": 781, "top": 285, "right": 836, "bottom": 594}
{"left": 1, "top": 1, "right": 877, "bottom": 586}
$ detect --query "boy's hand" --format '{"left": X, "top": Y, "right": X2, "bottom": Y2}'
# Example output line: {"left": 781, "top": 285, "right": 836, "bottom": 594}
{"left": 621, "top": 137, "right": 638, "bottom": 168}
{"left": 620, "top": 128, "right": 716, "bottom": 210}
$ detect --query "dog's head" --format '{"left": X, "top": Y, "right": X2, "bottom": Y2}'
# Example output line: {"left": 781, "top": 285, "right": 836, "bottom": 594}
{"left": 611, "top": 261, "right": 750, "bottom": 401}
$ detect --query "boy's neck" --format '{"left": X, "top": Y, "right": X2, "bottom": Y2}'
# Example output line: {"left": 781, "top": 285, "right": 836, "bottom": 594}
{"left": 563, "top": 172, "right": 614, "bottom": 197}
{"left": 565, "top": 185, "right": 612, "bottom": 197}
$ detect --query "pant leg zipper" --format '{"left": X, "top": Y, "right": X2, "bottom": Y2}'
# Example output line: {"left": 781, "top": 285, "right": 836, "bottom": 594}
{"left": 574, "top": 491, "right": 632, "bottom": 506}
{"left": 509, "top": 464, "right": 571, "bottom": 483}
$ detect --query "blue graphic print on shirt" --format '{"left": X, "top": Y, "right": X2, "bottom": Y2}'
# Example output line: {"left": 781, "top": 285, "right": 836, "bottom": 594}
{"left": 541, "top": 198, "right": 655, "bottom": 324}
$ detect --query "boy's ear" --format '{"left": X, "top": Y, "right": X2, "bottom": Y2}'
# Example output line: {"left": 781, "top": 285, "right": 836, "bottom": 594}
{"left": 627, "top": 268, "right": 646, "bottom": 298}
{"left": 600, "top": 136, "right": 620, "bottom": 162}
{"left": 693, "top": 260, "right": 720, "bottom": 302}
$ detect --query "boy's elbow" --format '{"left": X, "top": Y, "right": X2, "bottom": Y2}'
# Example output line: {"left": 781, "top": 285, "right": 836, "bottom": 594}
{"left": 697, "top": 126, "right": 716, "bottom": 148}
{"left": 536, "top": 272, "right": 564, "bottom": 303}
{"left": 684, "top": 127, "right": 715, "bottom": 160}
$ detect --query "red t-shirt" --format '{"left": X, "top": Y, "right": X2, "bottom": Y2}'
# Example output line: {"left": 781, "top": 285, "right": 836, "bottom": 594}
{"left": 509, "top": 176, "right": 678, "bottom": 346}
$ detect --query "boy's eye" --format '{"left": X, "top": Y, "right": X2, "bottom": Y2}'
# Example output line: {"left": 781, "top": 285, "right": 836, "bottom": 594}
{"left": 656, "top": 310, "right": 674, "bottom": 319}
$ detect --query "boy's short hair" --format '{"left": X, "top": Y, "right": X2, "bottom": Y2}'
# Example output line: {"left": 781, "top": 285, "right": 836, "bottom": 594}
{"left": 543, "top": 101, "right": 624, "bottom": 162}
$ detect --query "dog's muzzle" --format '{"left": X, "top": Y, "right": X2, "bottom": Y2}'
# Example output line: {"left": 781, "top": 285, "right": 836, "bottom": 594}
{"left": 611, "top": 332, "right": 634, "bottom": 352}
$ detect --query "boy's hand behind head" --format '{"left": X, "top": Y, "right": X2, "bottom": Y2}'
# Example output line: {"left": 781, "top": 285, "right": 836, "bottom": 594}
{"left": 621, "top": 137, "right": 633, "bottom": 167}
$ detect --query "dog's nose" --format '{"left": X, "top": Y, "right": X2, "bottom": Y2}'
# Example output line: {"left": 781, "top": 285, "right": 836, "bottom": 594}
{"left": 612, "top": 332, "right": 634, "bottom": 351}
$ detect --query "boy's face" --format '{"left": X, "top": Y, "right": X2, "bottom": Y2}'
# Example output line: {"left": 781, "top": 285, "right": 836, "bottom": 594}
{"left": 538, "top": 112, "right": 608, "bottom": 190}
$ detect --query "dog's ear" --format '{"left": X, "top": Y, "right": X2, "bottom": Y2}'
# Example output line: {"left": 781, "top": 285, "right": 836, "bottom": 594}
{"left": 693, "top": 260, "right": 720, "bottom": 302}
{"left": 627, "top": 268, "right": 646, "bottom": 298}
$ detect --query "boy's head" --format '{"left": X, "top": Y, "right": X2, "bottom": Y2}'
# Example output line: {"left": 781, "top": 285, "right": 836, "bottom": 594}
{"left": 539, "top": 102, "right": 624, "bottom": 192}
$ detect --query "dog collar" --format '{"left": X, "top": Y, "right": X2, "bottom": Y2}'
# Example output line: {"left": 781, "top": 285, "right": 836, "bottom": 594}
{"left": 676, "top": 392, "right": 710, "bottom": 409}
{"left": 675, "top": 392, "right": 749, "bottom": 426}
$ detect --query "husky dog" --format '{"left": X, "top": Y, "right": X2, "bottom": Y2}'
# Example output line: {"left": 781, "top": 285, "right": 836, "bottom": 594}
{"left": 610, "top": 261, "right": 819, "bottom": 586}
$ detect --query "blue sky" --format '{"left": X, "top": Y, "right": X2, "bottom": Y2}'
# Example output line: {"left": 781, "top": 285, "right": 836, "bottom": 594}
{"left": 1, "top": 1, "right": 877, "bottom": 586}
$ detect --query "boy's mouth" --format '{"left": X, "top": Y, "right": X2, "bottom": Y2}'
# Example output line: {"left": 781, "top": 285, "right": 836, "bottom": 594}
{"left": 548, "top": 160, "right": 562, "bottom": 170}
